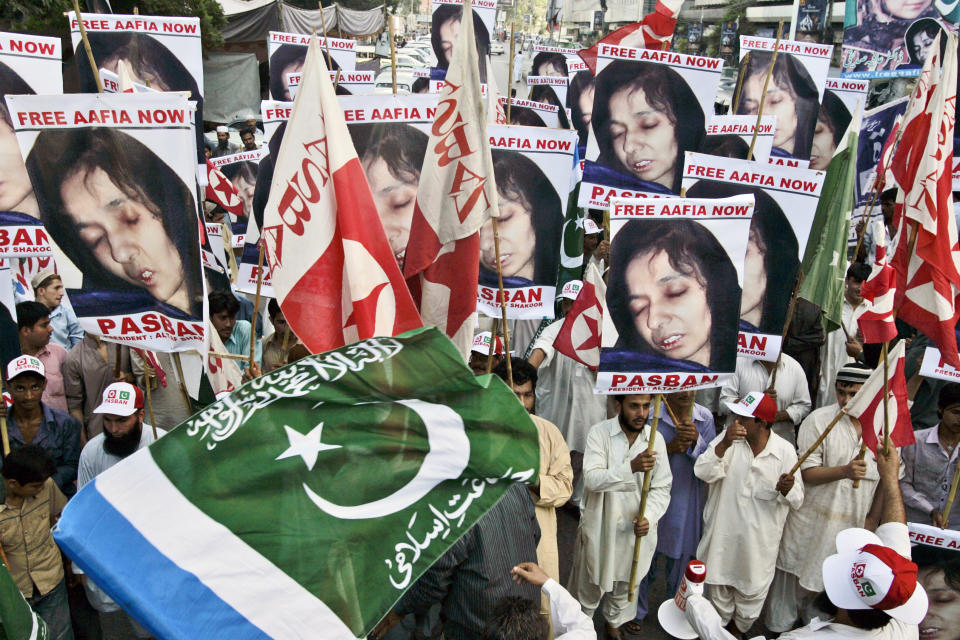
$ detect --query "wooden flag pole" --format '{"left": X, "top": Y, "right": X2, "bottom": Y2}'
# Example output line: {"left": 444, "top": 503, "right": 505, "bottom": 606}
{"left": 506, "top": 22, "right": 516, "bottom": 121}
{"left": 73, "top": 0, "right": 104, "bottom": 93}
{"left": 747, "top": 21, "right": 784, "bottom": 161}
{"left": 731, "top": 51, "right": 750, "bottom": 113}
{"left": 172, "top": 352, "right": 193, "bottom": 414}
{"left": 789, "top": 408, "right": 847, "bottom": 475}
{"left": 143, "top": 355, "right": 158, "bottom": 439}
{"left": 250, "top": 243, "right": 265, "bottom": 372}
{"left": 769, "top": 270, "right": 805, "bottom": 388}
{"left": 852, "top": 187, "right": 881, "bottom": 261}
{"left": 942, "top": 462, "right": 960, "bottom": 525}
{"left": 113, "top": 344, "right": 122, "bottom": 379}
{"left": 485, "top": 318, "right": 500, "bottom": 374}
{"left": 629, "top": 393, "right": 662, "bottom": 598}
{"left": 0, "top": 378, "right": 9, "bottom": 456}
{"left": 881, "top": 340, "right": 890, "bottom": 455}
{"left": 388, "top": 13, "right": 398, "bottom": 94}
{"left": 210, "top": 350, "right": 252, "bottom": 362}
{"left": 852, "top": 443, "right": 867, "bottom": 489}
{"left": 490, "top": 217, "right": 514, "bottom": 387}
{"left": 319, "top": 2, "right": 339, "bottom": 89}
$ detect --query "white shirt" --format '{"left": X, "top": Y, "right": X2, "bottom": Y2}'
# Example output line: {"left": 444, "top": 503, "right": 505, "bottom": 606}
{"left": 817, "top": 300, "right": 869, "bottom": 408}
{"left": 571, "top": 417, "right": 672, "bottom": 591}
{"left": 720, "top": 355, "right": 812, "bottom": 445}
{"left": 542, "top": 579, "right": 596, "bottom": 639}
{"left": 694, "top": 432, "right": 803, "bottom": 593}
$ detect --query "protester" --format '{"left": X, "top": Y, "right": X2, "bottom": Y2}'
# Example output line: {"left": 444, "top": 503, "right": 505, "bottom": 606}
{"left": 0, "top": 59, "right": 38, "bottom": 218}
{"left": 816, "top": 262, "right": 870, "bottom": 408}
{"left": 212, "top": 125, "right": 239, "bottom": 157}
{"left": 720, "top": 354, "right": 812, "bottom": 446}
{"left": 131, "top": 351, "right": 191, "bottom": 433}
{"left": 634, "top": 390, "right": 716, "bottom": 629}
{"left": 900, "top": 383, "right": 960, "bottom": 530}
{"left": 509, "top": 562, "right": 597, "bottom": 640}
{"left": 262, "top": 299, "right": 299, "bottom": 372}
{"left": 75, "top": 382, "right": 164, "bottom": 638}
{"left": 914, "top": 544, "right": 960, "bottom": 640}
{"left": 783, "top": 299, "right": 826, "bottom": 404}
{"left": 239, "top": 127, "right": 259, "bottom": 151}
{"left": 3, "top": 355, "right": 81, "bottom": 497}
{"left": 766, "top": 363, "right": 881, "bottom": 632}
{"left": 513, "top": 50, "right": 525, "bottom": 85}
{"left": 695, "top": 392, "right": 803, "bottom": 637}
{"left": 0, "top": 445, "right": 73, "bottom": 640}
{"left": 16, "top": 301, "right": 68, "bottom": 413}
{"left": 809, "top": 91, "right": 852, "bottom": 171}
{"left": 209, "top": 290, "right": 261, "bottom": 372}
{"left": 568, "top": 394, "right": 672, "bottom": 639}
{"left": 62, "top": 334, "right": 134, "bottom": 441}
{"left": 864, "top": 188, "right": 898, "bottom": 265}
{"left": 31, "top": 271, "right": 83, "bottom": 349}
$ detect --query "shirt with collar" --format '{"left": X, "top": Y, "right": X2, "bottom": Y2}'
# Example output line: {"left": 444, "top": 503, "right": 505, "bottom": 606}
{"left": 5, "top": 404, "right": 81, "bottom": 496}
{"left": 901, "top": 425, "right": 960, "bottom": 529}
{"left": 31, "top": 343, "right": 68, "bottom": 413}
{"left": 225, "top": 319, "right": 262, "bottom": 371}
{"left": 0, "top": 478, "right": 67, "bottom": 598}
{"left": 47, "top": 302, "right": 84, "bottom": 349}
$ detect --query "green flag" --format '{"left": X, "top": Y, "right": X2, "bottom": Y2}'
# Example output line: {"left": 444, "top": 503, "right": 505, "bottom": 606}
{"left": 0, "top": 560, "right": 49, "bottom": 640}
{"left": 556, "top": 173, "right": 586, "bottom": 313}
{"left": 798, "top": 113, "right": 860, "bottom": 334}
{"left": 54, "top": 327, "right": 540, "bottom": 639}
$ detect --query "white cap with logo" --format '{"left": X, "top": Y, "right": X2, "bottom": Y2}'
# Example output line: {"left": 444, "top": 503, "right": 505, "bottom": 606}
{"left": 93, "top": 382, "right": 145, "bottom": 417}
{"left": 6, "top": 355, "right": 45, "bottom": 381}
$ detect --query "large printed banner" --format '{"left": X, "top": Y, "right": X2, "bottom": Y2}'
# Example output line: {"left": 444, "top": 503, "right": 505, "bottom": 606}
{"left": 261, "top": 99, "right": 291, "bottom": 142}
{"left": 7, "top": 93, "right": 205, "bottom": 352}
{"left": 703, "top": 115, "right": 776, "bottom": 164}
{"left": 919, "top": 330, "right": 960, "bottom": 382}
{"left": 681, "top": 152, "right": 826, "bottom": 362}
{"left": 735, "top": 36, "right": 833, "bottom": 162}
{"left": 0, "top": 31, "right": 62, "bottom": 222}
{"left": 797, "top": 0, "right": 830, "bottom": 35}
{"left": 286, "top": 70, "right": 375, "bottom": 98}
{"left": 431, "top": 0, "right": 496, "bottom": 82}
{"left": 579, "top": 44, "right": 724, "bottom": 208}
{"left": 842, "top": 0, "right": 956, "bottom": 78}
{"left": 268, "top": 31, "right": 357, "bottom": 101}
{"left": 596, "top": 195, "right": 754, "bottom": 394}
{"left": 855, "top": 96, "right": 909, "bottom": 206}
{"left": 0, "top": 212, "right": 52, "bottom": 258}
{"left": 481, "top": 125, "right": 578, "bottom": 319}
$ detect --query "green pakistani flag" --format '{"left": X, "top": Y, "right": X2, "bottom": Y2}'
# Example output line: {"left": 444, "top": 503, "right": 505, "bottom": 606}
{"left": 54, "top": 327, "right": 540, "bottom": 639}
{"left": 556, "top": 175, "right": 586, "bottom": 312}
{"left": 798, "top": 111, "right": 860, "bottom": 334}
{"left": 0, "top": 561, "right": 49, "bottom": 640}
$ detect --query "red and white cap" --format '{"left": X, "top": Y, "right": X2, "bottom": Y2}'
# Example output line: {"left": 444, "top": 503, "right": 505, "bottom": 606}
{"left": 560, "top": 280, "right": 583, "bottom": 300}
{"left": 583, "top": 218, "right": 602, "bottom": 235}
{"left": 725, "top": 392, "right": 777, "bottom": 423}
{"left": 471, "top": 331, "right": 506, "bottom": 355}
{"left": 6, "top": 355, "right": 45, "bottom": 381}
{"left": 93, "top": 382, "right": 144, "bottom": 417}
{"left": 823, "top": 528, "right": 928, "bottom": 624}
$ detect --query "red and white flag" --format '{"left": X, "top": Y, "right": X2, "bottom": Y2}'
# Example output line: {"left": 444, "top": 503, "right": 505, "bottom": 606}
{"left": 403, "top": 0, "right": 498, "bottom": 356}
{"left": 858, "top": 218, "right": 897, "bottom": 344}
{"left": 889, "top": 32, "right": 960, "bottom": 368}
{"left": 578, "top": 0, "right": 683, "bottom": 74}
{"left": 261, "top": 35, "right": 422, "bottom": 353}
{"left": 843, "top": 340, "right": 916, "bottom": 454}
{"left": 554, "top": 264, "right": 605, "bottom": 369}
{"left": 205, "top": 160, "right": 244, "bottom": 217}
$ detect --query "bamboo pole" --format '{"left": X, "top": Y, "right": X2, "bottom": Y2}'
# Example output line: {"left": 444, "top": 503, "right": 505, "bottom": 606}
{"left": 747, "top": 21, "right": 784, "bottom": 161}
{"left": 490, "top": 217, "right": 513, "bottom": 387}
{"left": 629, "top": 393, "right": 663, "bottom": 598}
{"left": 769, "top": 270, "right": 805, "bottom": 388}
{"left": 852, "top": 443, "right": 867, "bottom": 489}
{"left": 388, "top": 13, "right": 398, "bottom": 94}
{"left": 731, "top": 51, "right": 750, "bottom": 114}
{"left": 881, "top": 340, "right": 890, "bottom": 455}
{"left": 485, "top": 318, "right": 500, "bottom": 374}
{"left": 172, "top": 352, "right": 193, "bottom": 414}
{"left": 209, "top": 351, "right": 251, "bottom": 362}
{"left": 0, "top": 378, "right": 9, "bottom": 456}
{"left": 250, "top": 243, "right": 265, "bottom": 372}
{"left": 942, "top": 461, "right": 960, "bottom": 525}
{"left": 506, "top": 22, "right": 516, "bottom": 121}
{"left": 73, "top": 0, "right": 104, "bottom": 93}
{"left": 789, "top": 408, "right": 847, "bottom": 475}
{"left": 143, "top": 356, "right": 158, "bottom": 439}
{"left": 113, "top": 343, "right": 122, "bottom": 379}
{"left": 852, "top": 188, "right": 881, "bottom": 261}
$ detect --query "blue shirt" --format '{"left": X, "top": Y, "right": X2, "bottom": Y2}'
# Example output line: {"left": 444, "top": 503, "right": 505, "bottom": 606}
{"left": 225, "top": 319, "right": 262, "bottom": 371}
{"left": 4, "top": 404, "right": 82, "bottom": 497}
{"left": 48, "top": 302, "right": 84, "bottom": 349}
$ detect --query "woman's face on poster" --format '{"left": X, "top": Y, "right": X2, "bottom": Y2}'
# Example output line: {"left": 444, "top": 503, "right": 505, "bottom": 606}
{"left": 231, "top": 173, "right": 255, "bottom": 218}
{"left": 60, "top": 167, "right": 186, "bottom": 309}
{"left": 363, "top": 156, "right": 417, "bottom": 265}
{"left": 439, "top": 17, "right": 461, "bottom": 64}
{"left": 883, "top": 0, "right": 933, "bottom": 20}
{"left": 607, "top": 86, "right": 678, "bottom": 190}
{"left": 809, "top": 117, "right": 836, "bottom": 170}
{"left": 536, "top": 61, "right": 566, "bottom": 77}
{"left": 103, "top": 54, "right": 170, "bottom": 91}
{"left": 911, "top": 29, "right": 937, "bottom": 63}
{"left": 579, "top": 84, "right": 595, "bottom": 128}
{"left": 480, "top": 190, "right": 535, "bottom": 281}
{"left": 742, "top": 74, "right": 798, "bottom": 153}
{"left": 281, "top": 59, "right": 305, "bottom": 101}
{"left": 919, "top": 566, "right": 960, "bottom": 640}
{"left": 0, "top": 118, "right": 34, "bottom": 215}
{"left": 625, "top": 249, "right": 711, "bottom": 366}
{"left": 740, "top": 227, "right": 767, "bottom": 327}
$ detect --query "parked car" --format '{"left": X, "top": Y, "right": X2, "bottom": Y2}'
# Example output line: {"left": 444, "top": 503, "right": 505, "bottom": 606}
{"left": 491, "top": 41, "right": 505, "bottom": 55}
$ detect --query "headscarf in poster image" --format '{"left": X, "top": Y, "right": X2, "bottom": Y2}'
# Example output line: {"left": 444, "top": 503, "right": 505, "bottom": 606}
{"left": 810, "top": 91, "right": 854, "bottom": 171}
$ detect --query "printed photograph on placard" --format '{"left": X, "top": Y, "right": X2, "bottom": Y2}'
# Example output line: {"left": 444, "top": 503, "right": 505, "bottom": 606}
{"left": 682, "top": 152, "right": 826, "bottom": 362}
{"left": 480, "top": 125, "right": 579, "bottom": 319}
{"left": 811, "top": 78, "right": 868, "bottom": 171}
{"left": 568, "top": 69, "right": 594, "bottom": 153}
{"left": 209, "top": 148, "right": 267, "bottom": 219}
{"left": 267, "top": 31, "right": 357, "bottom": 101}
{"left": 578, "top": 44, "right": 724, "bottom": 209}
{"left": 431, "top": 0, "right": 496, "bottom": 82}
{"left": 0, "top": 31, "right": 62, "bottom": 222}
{"left": 8, "top": 93, "right": 204, "bottom": 351}
{"left": 842, "top": 0, "right": 956, "bottom": 78}
{"left": 703, "top": 115, "right": 777, "bottom": 163}
{"left": 501, "top": 97, "right": 562, "bottom": 128}
{"left": 596, "top": 195, "right": 754, "bottom": 395}
{"left": 855, "top": 96, "right": 908, "bottom": 206}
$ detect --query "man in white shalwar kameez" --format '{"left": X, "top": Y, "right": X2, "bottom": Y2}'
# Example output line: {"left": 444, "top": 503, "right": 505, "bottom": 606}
{"left": 568, "top": 394, "right": 672, "bottom": 638}
{"left": 767, "top": 363, "right": 884, "bottom": 632}
{"left": 695, "top": 392, "right": 804, "bottom": 635}
{"left": 816, "top": 264, "right": 870, "bottom": 408}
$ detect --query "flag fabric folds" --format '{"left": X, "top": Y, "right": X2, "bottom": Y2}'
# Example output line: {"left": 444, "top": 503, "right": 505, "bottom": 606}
{"left": 797, "top": 111, "right": 858, "bottom": 334}
{"left": 889, "top": 33, "right": 960, "bottom": 368}
{"left": 554, "top": 262, "right": 605, "bottom": 369}
{"left": 53, "top": 327, "right": 540, "bottom": 640}
{"left": 0, "top": 558, "right": 49, "bottom": 640}
{"left": 205, "top": 159, "right": 244, "bottom": 218}
{"left": 843, "top": 340, "right": 915, "bottom": 454}
{"left": 261, "top": 35, "right": 422, "bottom": 355}
{"left": 858, "top": 219, "right": 898, "bottom": 344}
{"left": 577, "top": 0, "right": 683, "bottom": 74}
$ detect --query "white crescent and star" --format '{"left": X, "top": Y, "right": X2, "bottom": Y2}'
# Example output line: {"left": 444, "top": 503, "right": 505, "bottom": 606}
{"left": 275, "top": 423, "right": 342, "bottom": 471}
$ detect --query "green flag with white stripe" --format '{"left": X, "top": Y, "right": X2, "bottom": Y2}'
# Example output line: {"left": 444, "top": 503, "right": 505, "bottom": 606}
{"left": 0, "top": 560, "right": 48, "bottom": 640}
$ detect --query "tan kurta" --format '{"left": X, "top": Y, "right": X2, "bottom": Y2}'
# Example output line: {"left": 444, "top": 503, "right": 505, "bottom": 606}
{"left": 532, "top": 414, "right": 574, "bottom": 581}
{"left": 0, "top": 478, "right": 67, "bottom": 597}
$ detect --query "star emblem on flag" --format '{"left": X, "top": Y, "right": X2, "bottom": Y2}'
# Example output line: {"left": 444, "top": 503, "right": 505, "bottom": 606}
{"left": 276, "top": 423, "right": 341, "bottom": 471}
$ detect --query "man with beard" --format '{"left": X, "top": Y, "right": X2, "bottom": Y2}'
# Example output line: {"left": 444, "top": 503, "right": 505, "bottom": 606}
{"left": 211, "top": 125, "right": 238, "bottom": 158}
{"left": 74, "top": 382, "right": 163, "bottom": 638}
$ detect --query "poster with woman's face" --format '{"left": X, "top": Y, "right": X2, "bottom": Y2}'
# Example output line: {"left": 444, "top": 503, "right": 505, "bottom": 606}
{"left": 578, "top": 43, "right": 724, "bottom": 209}
{"left": 811, "top": 78, "right": 868, "bottom": 171}
{"left": 431, "top": 0, "right": 496, "bottom": 81}
{"left": 209, "top": 148, "right": 266, "bottom": 219}
{"left": 735, "top": 36, "right": 832, "bottom": 162}
{"left": 501, "top": 97, "right": 561, "bottom": 128}
{"left": 681, "top": 151, "right": 826, "bottom": 363}
{"left": 842, "top": 0, "right": 955, "bottom": 78}
{"left": 0, "top": 31, "right": 61, "bottom": 222}
{"left": 8, "top": 93, "right": 206, "bottom": 352}
{"left": 596, "top": 195, "right": 755, "bottom": 394}
{"left": 286, "top": 70, "right": 374, "bottom": 98}
{"left": 703, "top": 115, "right": 777, "bottom": 163}
{"left": 268, "top": 32, "right": 357, "bottom": 101}
{"left": 480, "top": 125, "right": 578, "bottom": 319}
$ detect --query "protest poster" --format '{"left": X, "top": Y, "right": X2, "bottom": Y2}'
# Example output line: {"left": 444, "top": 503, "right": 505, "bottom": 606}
{"left": 209, "top": 147, "right": 266, "bottom": 219}
{"left": 501, "top": 96, "right": 561, "bottom": 128}
{"left": 69, "top": 12, "right": 204, "bottom": 158}
{"left": 568, "top": 68, "right": 594, "bottom": 152}
{"left": 842, "top": 0, "right": 955, "bottom": 78}
{"left": 814, "top": 78, "right": 869, "bottom": 171}
{"left": 855, "top": 96, "right": 908, "bottom": 206}
{"left": 721, "top": 21, "right": 739, "bottom": 50}
{"left": 0, "top": 211, "right": 52, "bottom": 258}
{"left": 735, "top": 36, "right": 833, "bottom": 162}
{"left": 480, "top": 125, "right": 579, "bottom": 319}
{"left": 261, "top": 99, "right": 292, "bottom": 143}
{"left": 703, "top": 115, "right": 777, "bottom": 163}
{"left": 688, "top": 21, "right": 704, "bottom": 47}
{"left": 919, "top": 330, "right": 960, "bottom": 382}
{"left": 7, "top": 93, "right": 205, "bottom": 352}
{"left": 797, "top": 0, "right": 830, "bottom": 36}
{"left": 579, "top": 43, "right": 724, "bottom": 209}
{"left": 527, "top": 74, "right": 568, "bottom": 107}
{"left": 0, "top": 31, "right": 62, "bottom": 221}
{"left": 268, "top": 31, "right": 357, "bottom": 101}
{"left": 682, "top": 151, "right": 826, "bottom": 362}
{"left": 99, "top": 67, "right": 155, "bottom": 94}
{"left": 596, "top": 195, "right": 754, "bottom": 394}
{"left": 908, "top": 522, "right": 960, "bottom": 550}
{"left": 431, "top": 0, "right": 496, "bottom": 82}
{"left": 286, "top": 70, "right": 375, "bottom": 98}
